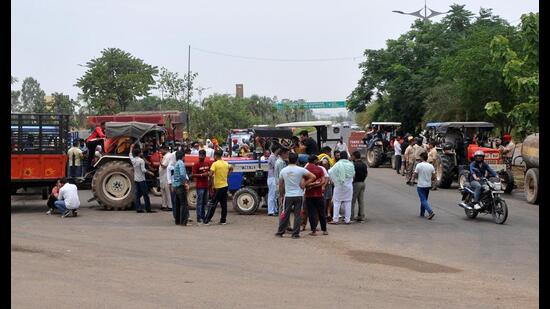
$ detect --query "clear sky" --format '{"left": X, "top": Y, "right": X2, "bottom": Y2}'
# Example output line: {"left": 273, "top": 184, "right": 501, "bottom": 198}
{"left": 11, "top": 0, "right": 538, "bottom": 104}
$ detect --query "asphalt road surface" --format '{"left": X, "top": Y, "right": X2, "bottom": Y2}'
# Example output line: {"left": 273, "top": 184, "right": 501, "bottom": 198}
{"left": 11, "top": 167, "right": 538, "bottom": 308}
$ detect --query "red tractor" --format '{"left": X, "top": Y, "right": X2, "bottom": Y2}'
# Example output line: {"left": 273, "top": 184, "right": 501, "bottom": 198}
{"left": 424, "top": 122, "right": 514, "bottom": 192}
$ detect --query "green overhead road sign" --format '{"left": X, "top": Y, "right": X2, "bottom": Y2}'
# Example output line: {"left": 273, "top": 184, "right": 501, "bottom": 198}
{"left": 275, "top": 101, "right": 347, "bottom": 110}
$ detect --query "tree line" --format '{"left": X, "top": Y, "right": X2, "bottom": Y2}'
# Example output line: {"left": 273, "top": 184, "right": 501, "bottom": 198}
{"left": 347, "top": 5, "right": 538, "bottom": 140}
{"left": 11, "top": 47, "right": 316, "bottom": 141}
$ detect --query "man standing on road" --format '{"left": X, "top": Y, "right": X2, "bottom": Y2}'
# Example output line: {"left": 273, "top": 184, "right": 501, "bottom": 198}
{"left": 413, "top": 152, "right": 436, "bottom": 220}
{"left": 173, "top": 151, "right": 190, "bottom": 225}
{"left": 274, "top": 147, "right": 289, "bottom": 214}
{"left": 275, "top": 152, "right": 316, "bottom": 238}
{"left": 335, "top": 137, "right": 348, "bottom": 156}
{"left": 204, "top": 150, "right": 233, "bottom": 225}
{"left": 304, "top": 155, "right": 328, "bottom": 236}
{"left": 426, "top": 141, "right": 438, "bottom": 190}
{"left": 54, "top": 178, "right": 80, "bottom": 218}
{"left": 351, "top": 151, "right": 368, "bottom": 222}
{"left": 68, "top": 140, "right": 84, "bottom": 178}
{"left": 328, "top": 151, "right": 355, "bottom": 224}
{"left": 393, "top": 136, "right": 402, "bottom": 175}
{"left": 159, "top": 145, "right": 176, "bottom": 211}
{"left": 267, "top": 146, "right": 280, "bottom": 216}
{"left": 130, "top": 144, "right": 155, "bottom": 213}
{"left": 192, "top": 149, "right": 211, "bottom": 223}
{"left": 404, "top": 136, "right": 416, "bottom": 185}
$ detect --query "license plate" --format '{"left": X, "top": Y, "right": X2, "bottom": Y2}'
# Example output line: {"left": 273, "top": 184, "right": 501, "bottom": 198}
{"left": 492, "top": 191, "right": 504, "bottom": 194}
{"left": 490, "top": 164, "right": 506, "bottom": 171}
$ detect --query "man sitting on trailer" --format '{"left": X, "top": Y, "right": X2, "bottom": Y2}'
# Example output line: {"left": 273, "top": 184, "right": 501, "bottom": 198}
{"left": 54, "top": 178, "right": 80, "bottom": 218}
{"left": 85, "top": 122, "right": 106, "bottom": 169}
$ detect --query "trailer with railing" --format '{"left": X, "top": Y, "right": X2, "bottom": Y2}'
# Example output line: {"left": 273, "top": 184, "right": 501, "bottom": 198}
{"left": 11, "top": 113, "right": 70, "bottom": 199}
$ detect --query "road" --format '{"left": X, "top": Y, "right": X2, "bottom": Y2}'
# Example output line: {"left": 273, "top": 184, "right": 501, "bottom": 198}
{"left": 11, "top": 167, "right": 538, "bottom": 308}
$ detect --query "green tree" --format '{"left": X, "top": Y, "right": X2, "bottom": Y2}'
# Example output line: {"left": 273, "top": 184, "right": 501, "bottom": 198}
{"left": 76, "top": 48, "right": 158, "bottom": 114}
{"left": 21, "top": 77, "right": 46, "bottom": 113}
{"left": 485, "top": 13, "right": 539, "bottom": 139}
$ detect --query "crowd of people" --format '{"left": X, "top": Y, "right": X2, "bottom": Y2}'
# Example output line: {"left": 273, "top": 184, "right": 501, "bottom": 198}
{"left": 54, "top": 123, "right": 516, "bottom": 238}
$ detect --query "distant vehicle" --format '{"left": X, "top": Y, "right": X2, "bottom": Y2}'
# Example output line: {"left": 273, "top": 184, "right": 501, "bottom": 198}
{"left": 275, "top": 120, "right": 350, "bottom": 151}
{"left": 363, "top": 122, "right": 402, "bottom": 167}
{"left": 423, "top": 122, "right": 514, "bottom": 191}
{"left": 520, "top": 133, "right": 539, "bottom": 204}
{"left": 11, "top": 113, "right": 70, "bottom": 199}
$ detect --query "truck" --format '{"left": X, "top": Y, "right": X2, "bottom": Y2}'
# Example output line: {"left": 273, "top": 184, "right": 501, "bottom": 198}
{"left": 11, "top": 113, "right": 70, "bottom": 199}
{"left": 521, "top": 133, "right": 539, "bottom": 204}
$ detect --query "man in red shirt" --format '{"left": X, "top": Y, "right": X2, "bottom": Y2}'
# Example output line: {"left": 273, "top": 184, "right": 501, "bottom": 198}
{"left": 192, "top": 149, "right": 211, "bottom": 223}
{"left": 304, "top": 154, "right": 328, "bottom": 236}
{"left": 85, "top": 122, "right": 106, "bottom": 168}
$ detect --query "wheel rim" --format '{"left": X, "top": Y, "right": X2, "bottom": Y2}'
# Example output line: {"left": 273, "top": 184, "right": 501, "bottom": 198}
{"left": 493, "top": 200, "right": 507, "bottom": 223}
{"left": 236, "top": 192, "right": 256, "bottom": 211}
{"left": 367, "top": 150, "right": 374, "bottom": 164}
{"left": 187, "top": 188, "right": 197, "bottom": 208}
{"left": 102, "top": 172, "right": 131, "bottom": 201}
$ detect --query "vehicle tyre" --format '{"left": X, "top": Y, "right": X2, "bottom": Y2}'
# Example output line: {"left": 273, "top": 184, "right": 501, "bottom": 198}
{"left": 92, "top": 160, "right": 134, "bottom": 210}
{"left": 492, "top": 197, "right": 508, "bottom": 224}
{"left": 458, "top": 170, "right": 470, "bottom": 190}
{"left": 499, "top": 170, "right": 515, "bottom": 194}
{"left": 436, "top": 154, "right": 455, "bottom": 188}
{"left": 524, "top": 168, "right": 539, "bottom": 204}
{"left": 366, "top": 146, "right": 383, "bottom": 168}
{"left": 187, "top": 183, "right": 197, "bottom": 210}
{"left": 232, "top": 187, "right": 260, "bottom": 215}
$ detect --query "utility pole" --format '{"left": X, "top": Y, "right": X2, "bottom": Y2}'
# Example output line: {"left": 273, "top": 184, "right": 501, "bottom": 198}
{"left": 187, "top": 45, "right": 191, "bottom": 138}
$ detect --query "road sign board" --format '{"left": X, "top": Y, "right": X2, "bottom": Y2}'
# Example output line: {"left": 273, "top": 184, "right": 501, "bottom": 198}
{"left": 275, "top": 101, "right": 347, "bottom": 110}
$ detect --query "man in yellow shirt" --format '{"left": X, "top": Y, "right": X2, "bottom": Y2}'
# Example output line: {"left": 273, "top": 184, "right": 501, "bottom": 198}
{"left": 204, "top": 149, "right": 233, "bottom": 225}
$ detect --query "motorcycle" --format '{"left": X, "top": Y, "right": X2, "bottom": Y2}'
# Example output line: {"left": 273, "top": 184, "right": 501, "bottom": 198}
{"left": 457, "top": 176, "right": 509, "bottom": 224}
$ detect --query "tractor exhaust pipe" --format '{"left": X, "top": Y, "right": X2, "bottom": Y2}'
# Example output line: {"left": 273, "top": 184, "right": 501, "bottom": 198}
{"left": 457, "top": 202, "right": 472, "bottom": 210}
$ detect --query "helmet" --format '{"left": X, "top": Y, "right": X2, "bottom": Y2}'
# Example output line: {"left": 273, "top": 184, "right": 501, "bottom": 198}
{"left": 474, "top": 150, "right": 485, "bottom": 158}
{"left": 503, "top": 134, "right": 512, "bottom": 142}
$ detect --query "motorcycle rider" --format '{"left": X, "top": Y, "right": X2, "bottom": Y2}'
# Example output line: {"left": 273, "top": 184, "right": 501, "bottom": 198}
{"left": 469, "top": 150, "right": 497, "bottom": 210}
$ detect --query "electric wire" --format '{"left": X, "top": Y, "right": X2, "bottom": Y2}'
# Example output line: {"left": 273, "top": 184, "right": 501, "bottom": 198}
{"left": 190, "top": 46, "right": 365, "bottom": 62}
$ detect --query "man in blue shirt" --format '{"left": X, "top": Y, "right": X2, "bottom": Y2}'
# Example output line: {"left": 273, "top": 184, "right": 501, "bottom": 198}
{"left": 173, "top": 151, "right": 190, "bottom": 225}
{"left": 469, "top": 150, "right": 497, "bottom": 210}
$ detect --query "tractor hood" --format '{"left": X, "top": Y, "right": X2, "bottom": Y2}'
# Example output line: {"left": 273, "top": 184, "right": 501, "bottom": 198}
{"left": 105, "top": 121, "right": 166, "bottom": 140}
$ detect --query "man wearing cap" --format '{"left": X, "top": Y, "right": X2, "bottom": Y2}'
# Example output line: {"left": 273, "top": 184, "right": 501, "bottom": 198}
{"left": 403, "top": 136, "right": 416, "bottom": 185}
{"left": 500, "top": 134, "right": 515, "bottom": 162}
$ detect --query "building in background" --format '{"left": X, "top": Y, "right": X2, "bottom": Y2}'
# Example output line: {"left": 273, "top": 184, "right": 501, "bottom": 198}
{"left": 236, "top": 84, "right": 243, "bottom": 98}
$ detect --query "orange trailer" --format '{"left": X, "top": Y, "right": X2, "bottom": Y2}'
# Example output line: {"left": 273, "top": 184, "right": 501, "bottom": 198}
{"left": 11, "top": 113, "right": 70, "bottom": 198}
